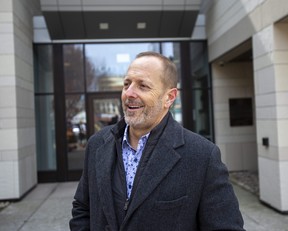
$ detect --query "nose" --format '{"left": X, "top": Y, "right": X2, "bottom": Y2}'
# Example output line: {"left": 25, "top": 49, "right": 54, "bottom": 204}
{"left": 123, "top": 84, "right": 137, "bottom": 98}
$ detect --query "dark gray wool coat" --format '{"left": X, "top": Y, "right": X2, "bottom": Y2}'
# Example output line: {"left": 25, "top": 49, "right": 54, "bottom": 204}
{"left": 70, "top": 113, "right": 245, "bottom": 231}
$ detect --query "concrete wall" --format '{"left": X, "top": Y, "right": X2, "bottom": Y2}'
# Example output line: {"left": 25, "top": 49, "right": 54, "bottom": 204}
{"left": 253, "top": 23, "right": 288, "bottom": 212}
{"left": 205, "top": 0, "right": 288, "bottom": 62}
{"left": 212, "top": 62, "right": 257, "bottom": 171}
{"left": 205, "top": 0, "right": 288, "bottom": 212}
{"left": 0, "top": 0, "right": 40, "bottom": 199}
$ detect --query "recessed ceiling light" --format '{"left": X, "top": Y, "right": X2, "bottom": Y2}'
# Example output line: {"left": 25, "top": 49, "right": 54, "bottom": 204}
{"left": 137, "top": 22, "right": 146, "bottom": 29}
{"left": 99, "top": 23, "right": 109, "bottom": 30}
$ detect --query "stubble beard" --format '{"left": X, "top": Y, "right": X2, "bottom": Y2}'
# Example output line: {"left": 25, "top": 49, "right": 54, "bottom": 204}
{"left": 123, "top": 100, "right": 163, "bottom": 130}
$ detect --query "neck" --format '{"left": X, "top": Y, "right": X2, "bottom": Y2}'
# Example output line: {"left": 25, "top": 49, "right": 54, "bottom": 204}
{"left": 128, "top": 127, "right": 147, "bottom": 149}
{"left": 127, "top": 112, "right": 169, "bottom": 148}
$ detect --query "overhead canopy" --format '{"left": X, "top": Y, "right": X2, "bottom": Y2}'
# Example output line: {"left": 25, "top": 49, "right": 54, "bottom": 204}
{"left": 40, "top": 0, "right": 201, "bottom": 40}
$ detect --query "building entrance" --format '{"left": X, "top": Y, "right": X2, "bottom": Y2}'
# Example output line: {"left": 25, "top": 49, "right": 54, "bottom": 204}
{"left": 34, "top": 41, "right": 213, "bottom": 182}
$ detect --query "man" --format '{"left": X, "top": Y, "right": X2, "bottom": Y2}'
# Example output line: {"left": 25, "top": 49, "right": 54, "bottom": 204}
{"left": 70, "top": 52, "right": 245, "bottom": 231}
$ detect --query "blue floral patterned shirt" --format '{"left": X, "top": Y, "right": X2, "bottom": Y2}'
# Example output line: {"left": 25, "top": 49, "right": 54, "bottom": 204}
{"left": 122, "top": 125, "right": 150, "bottom": 199}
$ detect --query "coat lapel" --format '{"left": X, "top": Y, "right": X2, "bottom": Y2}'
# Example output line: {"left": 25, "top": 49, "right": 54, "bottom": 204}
{"left": 122, "top": 120, "right": 184, "bottom": 226}
{"left": 95, "top": 134, "right": 118, "bottom": 231}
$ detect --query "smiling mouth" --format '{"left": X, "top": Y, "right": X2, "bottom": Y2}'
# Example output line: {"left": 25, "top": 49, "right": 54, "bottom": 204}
{"left": 127, "top": 105, "right": 144, "bottom": 110}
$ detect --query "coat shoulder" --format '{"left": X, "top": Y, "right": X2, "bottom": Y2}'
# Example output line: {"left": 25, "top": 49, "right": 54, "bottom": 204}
{"left": 86, "top": 125, "right": 114, "bottom": 148}
{"left": 175, "top": 127, "right": 221, "bottom": 166}
{"left": 181, "top": 127, "right": 216, "bottom": 152}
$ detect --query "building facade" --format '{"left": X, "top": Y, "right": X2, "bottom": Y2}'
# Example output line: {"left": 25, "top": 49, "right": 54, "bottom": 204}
{"left": 0, "top": 0, "right": 287, "bottom": 213}
{"left": 204, "top": 0, "right": 288, "bottom": 213}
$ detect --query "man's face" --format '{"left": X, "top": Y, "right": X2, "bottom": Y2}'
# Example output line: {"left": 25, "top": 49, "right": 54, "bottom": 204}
{"left": 121, "top": 56, "right": 170, "bottom": 132}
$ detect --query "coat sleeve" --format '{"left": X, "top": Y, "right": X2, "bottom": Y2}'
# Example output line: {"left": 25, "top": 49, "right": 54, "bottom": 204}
{"left": 69, "top": 141, "right": 91, "bottom": 231}
{"left": 198, "top": 145, "right": 245, "bottom": 231}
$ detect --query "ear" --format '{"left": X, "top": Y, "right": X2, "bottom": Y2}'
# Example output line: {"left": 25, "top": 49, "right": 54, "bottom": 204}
{"left": 164, "top": 88, "right": 178, "bottom": 108}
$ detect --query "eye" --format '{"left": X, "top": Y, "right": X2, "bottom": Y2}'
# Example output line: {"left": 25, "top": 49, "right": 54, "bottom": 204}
{"left": 139, "top": 83, "right": 151, "bottom": 90}
{"left": 123, "top": 81, "right": 130, "bottom": 89}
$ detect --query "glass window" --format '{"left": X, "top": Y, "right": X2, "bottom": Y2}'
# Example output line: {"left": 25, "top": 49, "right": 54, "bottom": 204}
{"left": 161, "top": 42, "right": 182, "bottom": 124}
{"left": 161, "top": 42, "right": 182, "bottom": 88}
{"left": 63, "top": 44, "right": 85, "bottom": 93}
{"left": 85, "top": 43, "right": 160, "bottom": 92}
{"left": 35, "top": 95, "right": 56, "bottom": 171}
{"left": 34, "top": 44, "right": 56, "bottom": 171}
{"left": 34, "top": 45, "right": 54, "bottom": 93}
{"left": 188, "top": 42, "right": 213, "bottom": 140}
{"left": 190, "top": 42, "right": 210, "bottom": 89}
{"left": 191, "top": 89, "right": 212, "bottom": 140}
{"left": 66, "top": 94, "right": 86, "bottom": 170}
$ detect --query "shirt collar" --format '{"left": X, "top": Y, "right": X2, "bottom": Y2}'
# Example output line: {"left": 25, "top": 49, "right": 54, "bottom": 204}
{"left": 123, "top": 125, "right": 150, "bottom": 149}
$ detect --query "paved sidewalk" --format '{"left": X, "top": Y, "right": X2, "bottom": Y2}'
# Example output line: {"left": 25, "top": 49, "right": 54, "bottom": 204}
{"left": 0, "top": 181, "right": 287, "bottom": 231}
{"left": 0, "top": 182, "right": 75, "bottom": 231}
{"left": 233, "top": 184, "right": 288, "bottom": 231}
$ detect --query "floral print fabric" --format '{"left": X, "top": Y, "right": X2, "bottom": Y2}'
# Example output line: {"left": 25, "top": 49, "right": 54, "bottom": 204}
{"left": 122, "top": 126, "right": 149, "bottom": 198}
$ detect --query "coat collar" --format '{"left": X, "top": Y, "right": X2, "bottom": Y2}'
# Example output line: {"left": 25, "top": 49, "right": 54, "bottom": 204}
{"left": 95, "top": 113, "right": 185, "bottom": 230}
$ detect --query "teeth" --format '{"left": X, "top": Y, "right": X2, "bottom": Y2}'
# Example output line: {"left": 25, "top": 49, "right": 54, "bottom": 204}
{"left": 128, "top": 105, "right": 142, "bottom": 109}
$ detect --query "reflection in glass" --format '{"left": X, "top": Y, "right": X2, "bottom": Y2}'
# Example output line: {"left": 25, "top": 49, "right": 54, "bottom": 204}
{"left": 190, "top": 42, "right": 213, "bottom": 140}
{"left": 34, "top": 45, "right": 53, "bottom": 93}
{"left": 66, "top": 94, "right": 86, "bottom": 170}
{"left": 161, "top": 42, "right": 182, "bottom": 88}
{"left": 35, "top": 95, "right": 56, "bottom": 171}
{"left": 64, "top": 44, "right": 84, "bottom": 93}
{"left": 192, "top": 89, "right": 212, "bottom": 140}
{"left": 93, "top": 98, "right": 122, "bottom": 133}
{"left": 161, "top": 42, "right": 182, "bottom": 123}
{"left": 85, "top": 43, "right": 160, "bottom": 92}
{"left": 190, "top": 42, "right": 210, "bottom": 89}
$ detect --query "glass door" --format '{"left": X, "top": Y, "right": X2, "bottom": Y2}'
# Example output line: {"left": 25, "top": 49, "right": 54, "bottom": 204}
{"left": 87, "top": 92, "right": 123, "bottom": 138}
{"left": 66, "top": 94, "right": 87, "bottom": 172}
{"left": 65, "top": 92, "right": 122, "bottom": 180}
